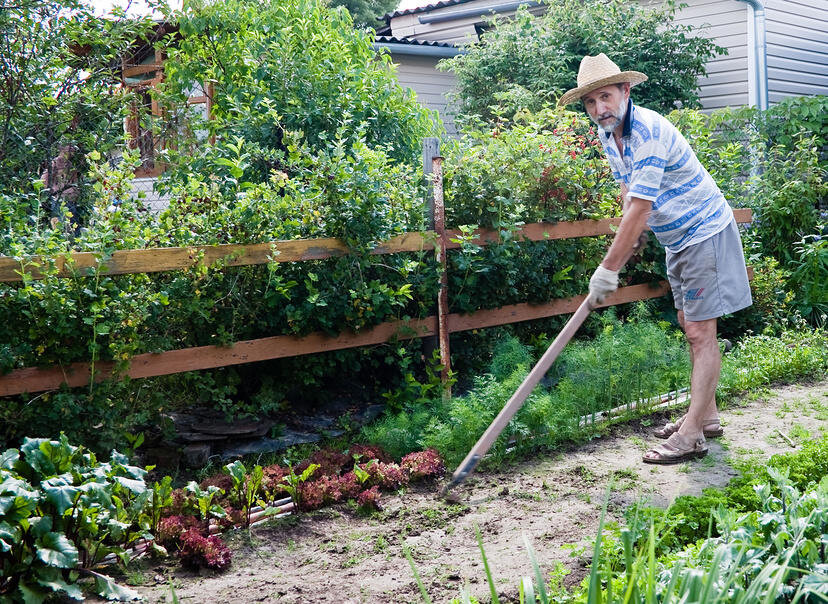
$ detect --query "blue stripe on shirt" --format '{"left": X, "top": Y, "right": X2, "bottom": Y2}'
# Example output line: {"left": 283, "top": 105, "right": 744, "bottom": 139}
{"left": 655, "top": 171, "right": 705, "bottom": 207}
{"left": 665, "top": 148, "right": 691, "bottom": 172}
{"left": 649, "top": 193, "right": 717, "bottom": 232}
{"left": 633, "top": 156, "right": 667, "bottom": 170}
{"left": 668, "top": 204, "right": 725, "bottom": 250}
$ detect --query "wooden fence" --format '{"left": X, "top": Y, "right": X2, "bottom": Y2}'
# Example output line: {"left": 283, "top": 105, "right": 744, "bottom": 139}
{"left": 0, "top": 192, "right": 752, "bottom": 397}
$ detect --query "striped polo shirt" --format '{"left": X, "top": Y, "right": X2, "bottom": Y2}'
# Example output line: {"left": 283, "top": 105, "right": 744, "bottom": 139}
{"left": 600, "top": 100, "right": 733, "bottom": 253}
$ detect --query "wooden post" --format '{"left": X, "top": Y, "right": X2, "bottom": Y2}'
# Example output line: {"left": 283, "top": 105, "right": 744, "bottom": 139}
{"left": 432, "top": 155, "right": 451, "bottom": 400}
{"left": 423, "top": 137, "right": 440, "bottom": 230}
{"left": 422, "top": 137, "right": 441, "bottom": 368}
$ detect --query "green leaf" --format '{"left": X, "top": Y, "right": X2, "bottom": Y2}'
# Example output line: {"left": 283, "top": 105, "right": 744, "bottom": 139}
{"left": 94, "top": 572, "right": 141, "bottom": 601}
{"left": 35, "top": 531, "right": 78, "bottom": 568}
{"left": 114, "top": 476, "right": 146, "bottom": 495}
{"left": 18, "top": 580, "right": 50, "bottom": 604}
{"left": 0, "top": 521, "right": 21, "bottom": 552}
{"left": 34, "top": 566, "right": 83, "bottom": 600}
{"left": 42, "top": 476, "right": 79, "bottom": 515}
{"left": 0, "top": 449, "right": 19, "bottom": 470}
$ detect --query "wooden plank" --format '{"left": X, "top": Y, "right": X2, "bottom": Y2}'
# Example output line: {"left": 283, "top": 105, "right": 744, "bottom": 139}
{"left": 122, "top": 63, "right": 162, "bottom": 77}
{"left": 0, "top": 318, "right": 437, "bottom": 397}
{"left": 0, "top": 210, "right": 752, "bottom": 283}
{"left": 447, "top": 282, "right": 671, "bottom": 332}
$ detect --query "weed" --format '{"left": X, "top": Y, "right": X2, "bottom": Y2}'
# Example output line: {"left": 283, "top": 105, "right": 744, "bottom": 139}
{"left": 515, "top": 489, "right": 544, "bottom": 501}
{"left": 789, "top": 423, "right": 811, "bottom": 443}
{"left": 374, "top": 535, "right": 389, "bottom": 553}
{"left": 629, "top": 436, "right": 648, "bottom": 449}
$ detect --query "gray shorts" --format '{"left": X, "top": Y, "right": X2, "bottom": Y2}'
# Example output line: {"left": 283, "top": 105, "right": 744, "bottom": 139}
{"left": 665, "top": 218, "right": 752, "bottom": 322}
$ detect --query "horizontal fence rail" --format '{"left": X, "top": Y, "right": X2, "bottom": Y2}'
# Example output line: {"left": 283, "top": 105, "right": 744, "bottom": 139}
{"left": 0, "top": 209, "right": 752, "bottom": 282}
{"left": 0, "top": 210, "right": 752, "bottom": 397}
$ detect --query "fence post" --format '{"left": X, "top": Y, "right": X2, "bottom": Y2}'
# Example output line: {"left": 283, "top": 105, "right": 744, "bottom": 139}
{"left": 422, "top": 137, "right": 441, "bottom": 372}
{"left": 423, "top": 137, "right": 440, "bottom": 230}
{"left": 432, "top": 155, "right": 452, "bottom": 401}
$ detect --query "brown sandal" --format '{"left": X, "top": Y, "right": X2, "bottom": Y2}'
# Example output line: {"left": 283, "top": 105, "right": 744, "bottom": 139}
{"left": 643, "top": 433, "right": 708, "bottom": 465}
{"left": 653, "top": 415, "right": 723, "bottom": 439}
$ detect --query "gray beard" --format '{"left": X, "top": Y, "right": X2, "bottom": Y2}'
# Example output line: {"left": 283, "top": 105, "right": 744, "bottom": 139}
{"left": 593, "top": 102, "right": 627, "bottom": 134}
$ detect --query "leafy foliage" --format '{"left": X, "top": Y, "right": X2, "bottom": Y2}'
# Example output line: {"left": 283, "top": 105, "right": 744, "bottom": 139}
{"left": 0, "top": 435, "right": 146, "bottom": 601}
{"left": 440, "top": 0, "right": 724, "bottom": 121}
{"left": 178, "top": 529, "right": 232, "bottom": 571}
{"left": 156, "top": 0, "right": 437, "bottom": 193}
{"left": 329, "top": 0, "right": 398, "bottom": 30}
{"left": 363, "top": 309, "right": 691, "bottom": 466}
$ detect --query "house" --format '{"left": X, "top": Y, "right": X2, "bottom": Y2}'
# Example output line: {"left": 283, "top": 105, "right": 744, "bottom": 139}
{"left": 378, "top": 0, "right": 828, "bottom": 123}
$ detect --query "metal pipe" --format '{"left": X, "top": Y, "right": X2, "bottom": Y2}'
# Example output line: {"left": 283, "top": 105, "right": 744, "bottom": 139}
{"left": 736, "top": 0, "right": 768, "bottom": 110}
{"left": 419, "top": 0, "right": 542, "bottom": 24}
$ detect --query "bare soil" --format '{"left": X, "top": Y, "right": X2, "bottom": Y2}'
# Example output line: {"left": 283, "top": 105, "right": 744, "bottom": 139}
{"left": 125, "top": 380, "right": 827, "bottom": 604}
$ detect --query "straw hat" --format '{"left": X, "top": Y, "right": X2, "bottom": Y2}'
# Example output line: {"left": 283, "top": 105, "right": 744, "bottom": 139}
{"left": 558, "top": 53, "right": 647, "bottom": 107}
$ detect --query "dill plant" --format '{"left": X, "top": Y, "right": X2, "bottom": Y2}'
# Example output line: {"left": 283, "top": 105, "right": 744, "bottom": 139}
{"left": 363, "top": 308, "right": 691, "bottom": 468}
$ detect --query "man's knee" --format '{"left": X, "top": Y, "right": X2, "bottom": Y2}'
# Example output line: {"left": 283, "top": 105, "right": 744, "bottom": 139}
{"left": 684, "top": 318, "right": 717, "bottom": 349}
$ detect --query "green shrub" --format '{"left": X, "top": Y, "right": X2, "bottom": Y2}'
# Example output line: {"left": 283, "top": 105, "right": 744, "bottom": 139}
{"left": 440, "top": 0, "right": 724, "bottom": 120}
{"left": 0, "top": 0, "right": 154, "bottom": 225}
{"left": 788, "top": 234, "right": 828, "bottom": 325}
{"left": 364, "top": 311, "right": 691, "bottom": 467}
{"left": 157, "top": 0, "right": 437, "bottom": 191}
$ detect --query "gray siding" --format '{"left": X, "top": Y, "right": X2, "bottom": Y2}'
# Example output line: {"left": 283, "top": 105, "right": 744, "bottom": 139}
{"left": 765, "top": 0, "right": 828, "bottom": 104}
{"left": 390, "top": 54, "right": 459, "bottom": 135}
{"left": 639, "top": 0, "right": 750, "bottom": 109}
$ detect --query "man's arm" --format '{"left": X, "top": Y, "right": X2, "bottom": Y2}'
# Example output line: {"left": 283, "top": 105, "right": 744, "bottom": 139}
{"left": 620, "top": 183, "right": 630, "bottom": 212}
{"left": 587, "top": 196, "right": 651, "bottom": 304}
{"left": 601, "top": 196, "right": 651, "bottom": 271}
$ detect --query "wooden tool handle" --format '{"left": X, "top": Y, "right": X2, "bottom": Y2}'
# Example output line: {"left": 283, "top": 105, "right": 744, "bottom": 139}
{"left": 442, "top": 297, "right": 593, "bottom": 492}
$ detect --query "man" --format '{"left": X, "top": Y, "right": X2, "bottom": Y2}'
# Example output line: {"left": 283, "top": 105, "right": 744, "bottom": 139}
{"left": 559, "top": 54, "right": 752, "bottom": 464}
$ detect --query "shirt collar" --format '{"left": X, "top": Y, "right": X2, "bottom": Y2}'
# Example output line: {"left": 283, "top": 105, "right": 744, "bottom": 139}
{"left": 602, "top": 98, "right": 634, "bottom": 140}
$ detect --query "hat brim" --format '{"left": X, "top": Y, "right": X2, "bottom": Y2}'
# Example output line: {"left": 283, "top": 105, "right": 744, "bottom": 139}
{"left": 557, "top": 71, "right": 648, "bottom": 107}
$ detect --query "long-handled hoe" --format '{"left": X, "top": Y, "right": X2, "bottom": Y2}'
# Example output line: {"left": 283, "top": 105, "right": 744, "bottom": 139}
{"left": 439, "top": 234, "right": 648, "bottom": 501}
{"left": 438, "top": 296, "right": 593, "bottom": 501}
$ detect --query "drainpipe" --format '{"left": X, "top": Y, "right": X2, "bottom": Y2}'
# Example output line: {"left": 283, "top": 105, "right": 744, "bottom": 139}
{"left": 735, "top": 0, "right": 768, "bottom": 110}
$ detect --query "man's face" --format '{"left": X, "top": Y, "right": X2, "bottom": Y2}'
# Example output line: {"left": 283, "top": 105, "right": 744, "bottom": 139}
{"left": 581, "top": 84, "right": 630, "bottom": 134}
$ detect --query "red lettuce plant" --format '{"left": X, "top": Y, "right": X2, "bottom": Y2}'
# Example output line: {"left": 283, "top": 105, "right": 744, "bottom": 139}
{"left": 401, "top": 449, "right": 446, "bottom": 481}
{"left": 156, "top": 515, "right": 206, "bottom": 549}
{"left": 349, "top": 443, "right": 392, "bottom": 464}
{"left": 179, "top": 529, "right": 232, "bottom": 571}
{"left": 337, "top": 472, "right": 362, "bottom": 499}
{"left": 308, "top": 447, "right": 351, "bottom": 476}
{"left": 357, "top": 486, "right": 382, "bottom": 512}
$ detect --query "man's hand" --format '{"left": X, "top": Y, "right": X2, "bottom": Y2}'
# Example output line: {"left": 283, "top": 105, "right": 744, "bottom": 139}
{"left": 589, "top": 265, "right": 619, "bottom": 305}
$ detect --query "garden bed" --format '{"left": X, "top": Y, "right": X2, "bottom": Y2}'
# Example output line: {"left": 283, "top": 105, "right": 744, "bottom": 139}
{"left": 117, "top": 379, "right": 826, "bottom": 603}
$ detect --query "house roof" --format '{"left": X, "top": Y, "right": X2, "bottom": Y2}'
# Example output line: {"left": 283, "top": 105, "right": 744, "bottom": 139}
{"left": 375, "top": 35, "right": 458, "bottom": 48}
{"left": 382, "top": 0, "right": 477, "bottom": 22}
{"left": 373, "top": 35, "right": 463, "bottom": 57}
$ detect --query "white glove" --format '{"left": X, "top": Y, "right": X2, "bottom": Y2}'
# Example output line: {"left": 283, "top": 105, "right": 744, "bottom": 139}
{"left": 589, "top": 265, "right": 619, "bottom": 305}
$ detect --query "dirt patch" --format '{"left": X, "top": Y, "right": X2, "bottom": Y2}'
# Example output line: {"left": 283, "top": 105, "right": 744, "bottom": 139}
{"left": 124, "top": 381, "right": 827, "bottom": 603}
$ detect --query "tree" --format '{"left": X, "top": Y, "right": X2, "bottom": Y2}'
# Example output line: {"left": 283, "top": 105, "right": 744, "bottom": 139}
{"left": 155, "top": 0, "right": 437, "bottom": 190}
{"left": 0, "top": 0, "right": 154, "bottom": 228}
{"left": 329, "top": 0, "right": 399, "bottom": 30}
{"left": 440, "top": 0, "right": 725, "bottom": 121}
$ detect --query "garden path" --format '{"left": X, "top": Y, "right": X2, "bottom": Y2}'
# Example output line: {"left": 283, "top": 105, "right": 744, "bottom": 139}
{"left": 129, "top": 380, "right": 827, "bottom": 603}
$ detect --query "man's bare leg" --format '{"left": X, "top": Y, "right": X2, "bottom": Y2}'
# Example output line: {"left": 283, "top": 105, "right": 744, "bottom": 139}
{"left": 678, "top": 314, "right": 721, "bottom": 437}
{"left": 645, "top": 313, "right": 720, "bottom": 459}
